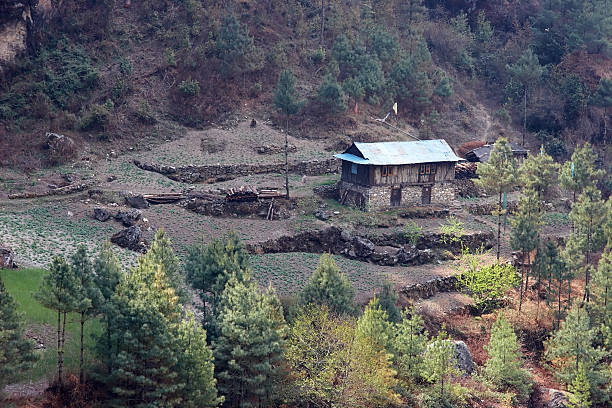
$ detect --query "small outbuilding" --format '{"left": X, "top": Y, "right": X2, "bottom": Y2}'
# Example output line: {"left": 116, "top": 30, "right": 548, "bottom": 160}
{"left": 465, "top": 142, "right": 528, "bottom": 165}
{"left": 334, "top": 139, "right": 460, "bottom": 210}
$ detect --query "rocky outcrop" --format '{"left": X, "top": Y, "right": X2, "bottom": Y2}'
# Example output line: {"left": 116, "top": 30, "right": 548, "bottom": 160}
{"left": 546, "top": 389, "right": 568, "bottom": 408}
{"left": 44, "top": 132, "right": 77, "bottom": 163}
{"left": 126, "top": 194, "right": 150, "bottom": 209}
{"left": 115, "top": 209, "right": 142, "bottom": 227}
{"left": 110, "top": 226, "right": 147, "bottom": 253}
{"left": 93, "top": 207, "right": 111, "bottom": 222}
{"left": 247, "top": 226, "right": 493, "bottom": 267}
{"left": 0, "top": 244, "right": 16, "bottom": 268}
{"left": 453, "top": 341, "right": 476, "bottom": 375}
{"left": 133, "top": 158, "right": 339, "bottom": 184}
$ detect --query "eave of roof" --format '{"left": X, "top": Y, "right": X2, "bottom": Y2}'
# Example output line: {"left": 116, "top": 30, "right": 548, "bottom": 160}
{"left": 335, "top": 139, "right": 461, "bottom": 165}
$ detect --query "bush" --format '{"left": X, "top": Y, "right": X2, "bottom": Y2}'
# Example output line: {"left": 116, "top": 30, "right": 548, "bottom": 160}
{"left": 459, "top": 257, "right": 520, "bottom": 314}
{"left": 440, "top": 216, "right": 464, "bottom": 245}
{"left": 135, "top": 101, "right": 157, "bottom": 124}
{"left": 310, "top": 47, "right": 326, "bottom": 65}
{"left": 318, "top": 74, "right": 346, "bottom": 113}
{"left": 178, "top": 79, "right": 200, "bottom": 97}
{"left": 80, "top": 100, "right": 113, "bottom": 130}
{"left": 403, "top": 220, "right": 423, "bottom": 246}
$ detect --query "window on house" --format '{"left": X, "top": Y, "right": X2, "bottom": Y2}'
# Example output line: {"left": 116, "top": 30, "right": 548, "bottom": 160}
{"left": 351, "top": 163, "right": 357, "bottom": 174}
{"left": 419, "top": 164, "right": 437, "bottom": 175}
{"left": 381, "top": 166, "right": 393, "bottom": 177}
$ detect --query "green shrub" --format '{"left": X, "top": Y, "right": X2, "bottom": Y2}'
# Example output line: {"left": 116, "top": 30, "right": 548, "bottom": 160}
{"left": 403, "top": 220, "right": 423, "bottom": 246}
{"left": 135, "top": 101, "right": 157, "bottom": 124}
{"left": 80, "top": 100, "right": 114, "bottom": 131}
{"left": 178, "top": 79, "right": 200, "bottom": 96}
{"left": 440, "top": 216, "right": 464, "bottom": 245}
{"left": 318, "top": 74, "right": 346, "bottom": 113}
{"left": 309, "top": 47, "right": 326, "bottom": 65}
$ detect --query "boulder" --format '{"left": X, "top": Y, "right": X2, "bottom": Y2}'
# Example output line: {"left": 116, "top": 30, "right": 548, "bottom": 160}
{"left": 353, "top": 236, "right": 375, "bottom": 258}
{"left": 314, "top": 209, "right": 331, "bottom": 221}
{"left": 44, "top": 132, "right": 76, "bottom": 163}
{"left": 0, "top": 244, "right": 16, "bottom": 268}
{"left": 126, "top": 194, "right": 150, "bottom": 209}
{"left": 547, "top": 389, "right": 568, "bottom": 408}
{"left": 453, "top": 341, "right": 476, "bottom": 375}
{"left": 115, "top": 209, "right": 142, "bottom": 226}
{"left": 93, "top": 207, "right": 111, "bottom": 222}
{"left": 110, "top": 226, "right": 147, "bottom": 253}
{"left": 397, "top": 246, "right": 419, "bottom": 264}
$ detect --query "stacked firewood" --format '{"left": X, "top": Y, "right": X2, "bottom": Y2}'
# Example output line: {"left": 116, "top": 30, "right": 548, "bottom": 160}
{"left": 226, "top": 186, "right": 259, "bottom": 202}
{"left": 455, "top": 162, "right": 478, "bottom": 179}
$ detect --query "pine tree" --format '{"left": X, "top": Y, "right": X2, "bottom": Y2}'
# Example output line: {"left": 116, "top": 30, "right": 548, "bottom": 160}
{"left": 70, "top": 245, "right": 100, "bottom": 383}
{"left": 185, "top": 232, "right": 249, "bottom": 341}
{"left": 590, "top": 78, "right": 612, "bottom": 142}
{"left": 0, "top": 275, "right": 37, "bottom": 390}
{"left": 176, "top": 313, "right": 223, "bottom": 408}
{"left": 105, "top": 255, "right": 221, "bottom": 407}
{"left": 355, "top": 297, "right": 393, "bottom": 351}
{"left": 274, "top": 69, "right": 303, "bottom": 199}
{"left": 510, "top": 188, "right": 542, "bottom": 312}
{"left": 506, "top": 49, "right": 544, "bottom": 146}
{"left": 34, "top": 256, "right": 82, "bottom": 385}
{"left": 213, "top": 274, "right": 286, "bottom": 408}
{"left": 300, "top": 253, "right": 355, "bottom": 315}
{"left": 144, "top": 228, "right": 185, "bottom": 303}
{"left": 559, "top": 143, "right": 606, "bottom": 203}
{"left": 422, "top": 327, "right": 459, "bottom": 403}
{"left": 484, "top": 313, "right": 532, "bottom": 401}
{"left": 393, "top": 307, "right": 428, "bottom": 382}
{"left": 376, "top": 280, "right": 401, "bottom": 323}
{"left": 567, "top": 363, "right": 592, "bottom": 408}
{"left": 396, "top": 0, "right": 426, "bottom": 56}
{"left": 590, "top": 247, "right": 612, "bottom": 328}
{"left": 318, "top": 73, "right": 347, "bottom": 113}
{"left": 569, "top": 186, "right": 606, "bottom": 301}
{"left": 433, "top": 75, "right": 453, "bottom": 98}
{"left": 93, "top": 242, "right": 122, "bottom": 371}
{"left": 543, "top": 240, "right": 572, "bottom": 328}
{"left": 545, "top": 305, "right": 609, "bottom": 404}
{"left": 519, "top": 149, "right": 559, "bottom": 203}
{"left": 475, "top": 137, "right": 518, "bottom": 261}
{"left": 216, "top": 13, "right": 260, "bottom": 78}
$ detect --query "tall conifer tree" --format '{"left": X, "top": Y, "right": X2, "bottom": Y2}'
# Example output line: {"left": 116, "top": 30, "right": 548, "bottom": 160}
{"left": 475, "top": 137, "right": 518, "bottom": 261}
{"left": 484, "top": 313, "right": 532, "bottom": 401}
{"left": 393, "top": 307, "right": 428, "bottom": 382}
{"left": 300, "top": 253, "right": 355, "bottom": 315}
{"left": 0, "top": 275, "right": 37, "bottom": 390}
{"left": 213, "top": 274, "right": 286, "bottom": 407}
{"left": 145, "top": 228, "right": 185, "bottom": 303}
{"left": 70, "top": 245, "right": 101, "bottom": 383}
{"left": 34, "top": 257, "right": 82, "bottom": 385}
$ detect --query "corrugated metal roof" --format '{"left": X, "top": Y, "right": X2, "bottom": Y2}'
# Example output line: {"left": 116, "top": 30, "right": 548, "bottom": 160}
{"left": 334, "top": 140, "right": 460, "bottom": 165}
{"left": 468, "top": 142, "right": 529, "bottom": 163}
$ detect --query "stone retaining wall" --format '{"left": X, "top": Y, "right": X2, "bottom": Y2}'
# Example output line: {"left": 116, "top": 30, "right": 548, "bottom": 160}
{"left": 134, "top": 158, "right": 340, "bottom": 184}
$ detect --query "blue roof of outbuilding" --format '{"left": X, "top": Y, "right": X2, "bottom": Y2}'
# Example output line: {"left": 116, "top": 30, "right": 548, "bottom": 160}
{"left": 334, "top": 140, "right": 460, "bottom": 165}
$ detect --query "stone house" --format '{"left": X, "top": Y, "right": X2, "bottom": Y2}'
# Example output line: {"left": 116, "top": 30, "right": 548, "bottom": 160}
{"left": 334, "top": 140, "right": 460, "bottom": 210}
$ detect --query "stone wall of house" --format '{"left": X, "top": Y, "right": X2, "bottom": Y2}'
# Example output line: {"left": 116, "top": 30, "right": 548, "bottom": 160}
{"left": 432, "top": 182, "right": 455, "bottom": 203}
{"left": 339, "top": 180, "right": 457, "bottom": 211}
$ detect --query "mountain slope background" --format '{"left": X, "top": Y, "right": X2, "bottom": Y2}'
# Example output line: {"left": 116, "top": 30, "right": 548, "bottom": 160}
{"left": 0, "top": 0, "right": 610, "bottom": 170}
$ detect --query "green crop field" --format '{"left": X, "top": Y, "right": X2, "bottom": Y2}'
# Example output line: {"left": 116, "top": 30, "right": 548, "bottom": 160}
{"left": 1, "top": 268, "right": 102, "bottom": 383}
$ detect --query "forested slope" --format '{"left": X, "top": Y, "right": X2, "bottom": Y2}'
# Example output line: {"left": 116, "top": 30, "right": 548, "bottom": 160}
{"left": 0, "top": 0, "right": 609, "bottom": 169}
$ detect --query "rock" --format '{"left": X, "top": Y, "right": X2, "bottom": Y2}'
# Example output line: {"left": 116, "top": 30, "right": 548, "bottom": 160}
{"left": 340, "top": 229, "right": 353, "bottom": 242}
{"left": 250, "top": 118, "right": 257, "bottom": 127}
{"left": 547, "top": 389, "right": 568, "bottom": 408}
{"left": 314, "top": 209, "right": 331, "bottom": 221}
{"left": 107, "top": 175, "right": 117, "bottom": 182}
{"left": 93, "top": 207, "right": 111, "bottom": 222}
{"left": 126, "top": 194, "right": 150, "bottom": 209}
{"left": 397, "top": 246, "right": 419, "bottom": 264}
{"left": 44, "top": 132, "right": 76, "bottom": 163}
{"left": 110, "top": 226, "right": 147, "bottom": 253}
{"left": 0, "top": 244, "right": 16, "bottom": 268}
{"left": 353, "top": 236, "right": 375, "bottom": 258}
{"left": 453, "top": 341, "right": 476, "bottom": 375}
{"left": 115, "top": 209, "right": 142, "bottom": 226}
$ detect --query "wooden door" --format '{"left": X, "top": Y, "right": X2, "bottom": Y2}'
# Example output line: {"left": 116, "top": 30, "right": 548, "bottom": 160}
{"left": 421, "top": 186, "right": 431, "bottom": 205}
{"left": 391, "top": 187, "right": 402, "bottom": 207}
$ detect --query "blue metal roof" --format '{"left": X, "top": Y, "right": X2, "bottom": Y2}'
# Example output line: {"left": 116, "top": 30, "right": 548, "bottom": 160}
{"left": 334, "top": 140, "right": 460, "bottom": 165}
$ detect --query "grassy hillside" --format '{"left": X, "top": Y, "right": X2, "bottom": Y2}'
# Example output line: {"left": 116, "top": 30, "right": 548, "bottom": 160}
{"left": 0, "top": 268, "right": 101, "bottom": 383}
